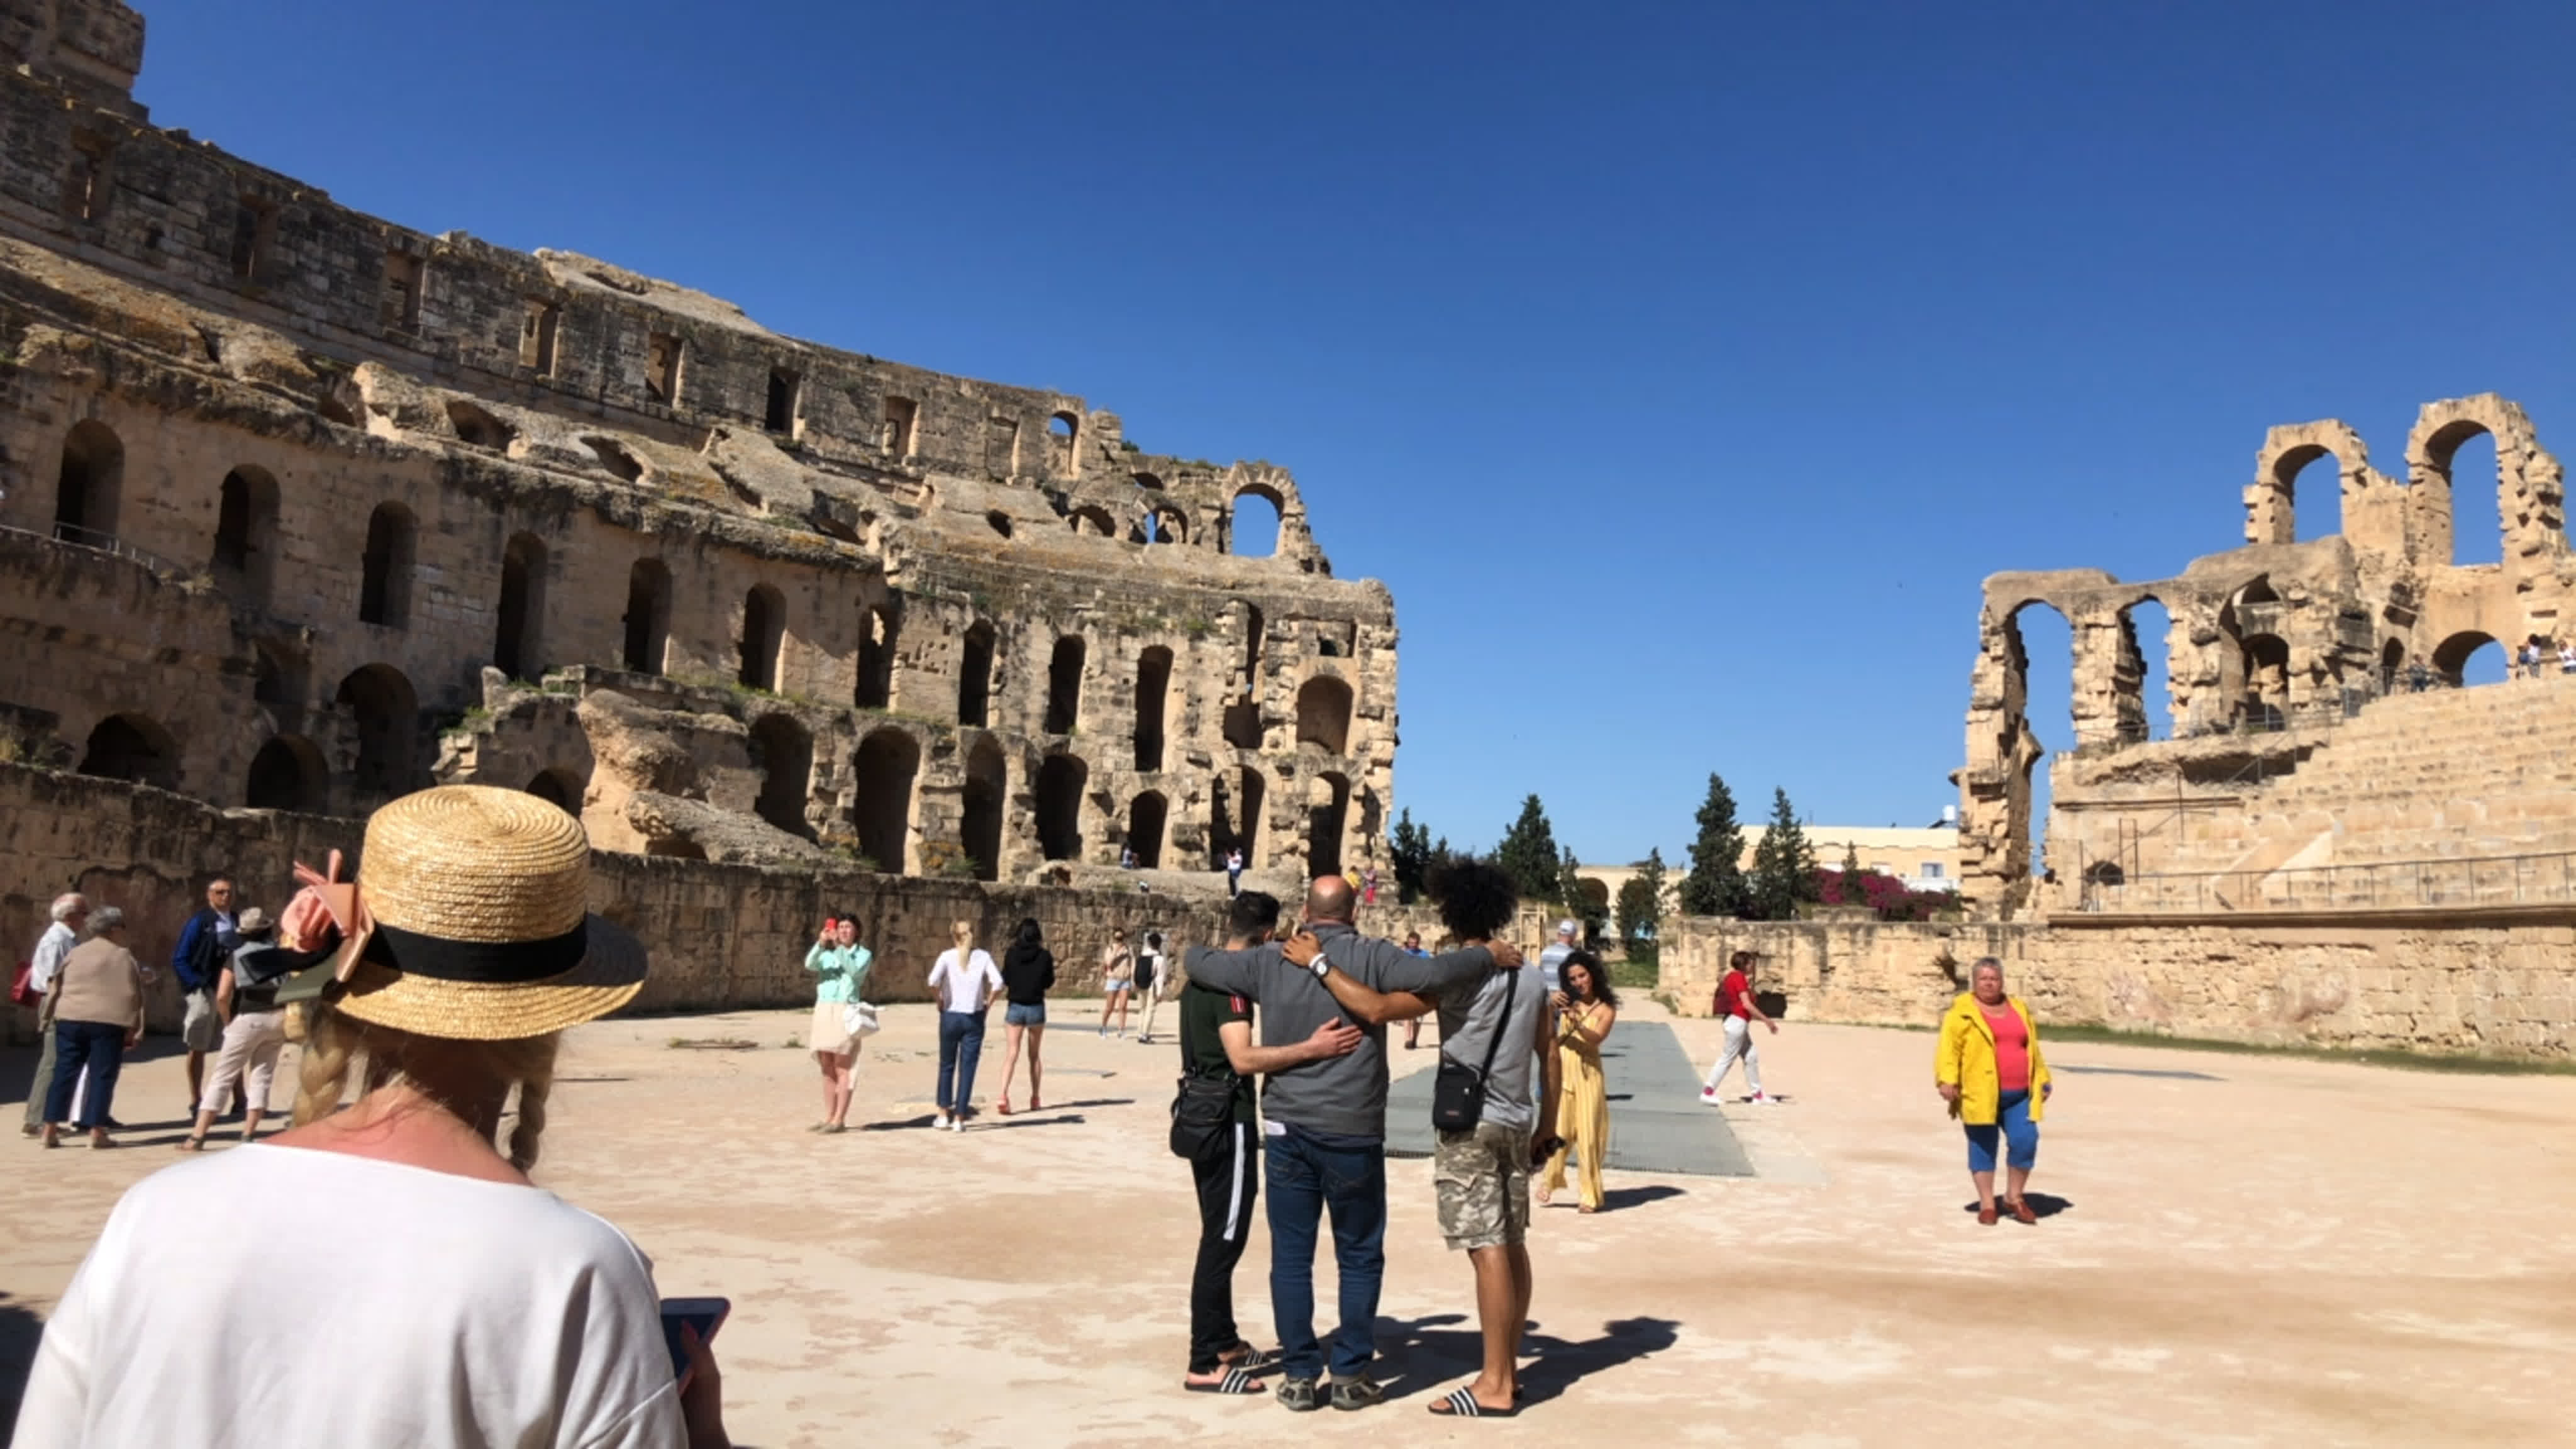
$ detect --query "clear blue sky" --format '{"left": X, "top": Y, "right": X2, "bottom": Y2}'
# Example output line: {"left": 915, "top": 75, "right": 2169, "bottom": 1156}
{"left": 138, "top": 1, "right": 2576, "bottom": 865}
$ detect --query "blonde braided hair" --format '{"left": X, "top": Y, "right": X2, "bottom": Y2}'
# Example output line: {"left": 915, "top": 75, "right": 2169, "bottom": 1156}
{"left": 291, "top": 1002, "right": 563, "bottom": 1172}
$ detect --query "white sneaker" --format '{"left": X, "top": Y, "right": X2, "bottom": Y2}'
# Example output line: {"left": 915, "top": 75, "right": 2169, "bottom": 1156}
{"left": 1699, "top": 1088, "right": 1720, "bottom": 1106}
{"left": 950, "top": 1118, "right": 966, "bottom": 1133}
{"left": 1750, "top": 1092, "right": 1776, "bottom": 1105}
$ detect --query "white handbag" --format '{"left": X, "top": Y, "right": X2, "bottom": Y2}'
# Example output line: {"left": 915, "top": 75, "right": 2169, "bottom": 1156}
{"left": 844, "top": 1001, "right": 882, "bottom": 1038}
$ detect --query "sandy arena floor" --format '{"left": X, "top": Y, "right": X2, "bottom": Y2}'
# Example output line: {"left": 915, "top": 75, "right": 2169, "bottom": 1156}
{"left": 6, "top": 999, "right": 2575, "bottom": 1446}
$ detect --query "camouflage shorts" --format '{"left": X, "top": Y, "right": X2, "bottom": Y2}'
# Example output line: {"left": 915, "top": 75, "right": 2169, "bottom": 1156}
{"left": 1433, "top": 1121, "right": 1533, "bottom": 1251}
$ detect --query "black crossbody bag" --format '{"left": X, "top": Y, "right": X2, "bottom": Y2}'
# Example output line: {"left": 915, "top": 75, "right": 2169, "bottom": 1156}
{"left": 1431, "top": 972, "right": 1519, "bottom": 1134}
{"left": 1169, "top": 1069, "right": 1240, "bottom": 1161}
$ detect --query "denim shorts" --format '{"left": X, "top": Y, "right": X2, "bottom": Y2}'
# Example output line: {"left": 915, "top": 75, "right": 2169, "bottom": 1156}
{"left": 1005, "top": 1002, "right": 1046, "bottom": 1027}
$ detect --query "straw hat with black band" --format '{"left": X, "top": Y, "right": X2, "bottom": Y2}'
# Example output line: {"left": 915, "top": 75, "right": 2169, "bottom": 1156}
{"left": 275, "top": 786, "right": 647, "bottom": 1040}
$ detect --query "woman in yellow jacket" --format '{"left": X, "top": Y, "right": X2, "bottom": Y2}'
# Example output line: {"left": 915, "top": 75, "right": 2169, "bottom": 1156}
{"left": 1935, "top": 957, "right": 2053, "bottom": 1226}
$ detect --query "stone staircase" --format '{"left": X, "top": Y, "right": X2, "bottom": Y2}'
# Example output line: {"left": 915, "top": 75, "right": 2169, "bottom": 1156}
{"left": 2138, "top": 675, "right": 2576, "bottom": 880}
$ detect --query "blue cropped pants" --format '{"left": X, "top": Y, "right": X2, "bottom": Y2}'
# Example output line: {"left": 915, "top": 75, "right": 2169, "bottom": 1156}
{"left": 1963, "top": 1088, "right": 2038, "bottom": 1173}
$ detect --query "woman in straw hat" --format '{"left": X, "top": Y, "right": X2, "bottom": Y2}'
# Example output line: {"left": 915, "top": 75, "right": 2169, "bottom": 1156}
{"left": 926, "top": 919, "right": 1003, "bottom": 1132}
{"left": 14, "top": 787, "right": 732, "bottom": 1448}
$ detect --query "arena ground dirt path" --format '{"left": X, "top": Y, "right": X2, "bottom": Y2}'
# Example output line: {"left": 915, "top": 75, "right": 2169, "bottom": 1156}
{"left": 6, "top": 998, "right": 2575, "bottom": 1446}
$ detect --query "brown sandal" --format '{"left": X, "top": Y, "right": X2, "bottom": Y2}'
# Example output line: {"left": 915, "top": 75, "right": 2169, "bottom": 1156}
{"left": 177, "top": 1135, "right": 207, "bottom": 1153}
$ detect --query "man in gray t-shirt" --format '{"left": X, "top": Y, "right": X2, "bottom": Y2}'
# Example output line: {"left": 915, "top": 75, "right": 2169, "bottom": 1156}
{"left": 1291, "top": 858, "right": 1557, "bottom": 1419}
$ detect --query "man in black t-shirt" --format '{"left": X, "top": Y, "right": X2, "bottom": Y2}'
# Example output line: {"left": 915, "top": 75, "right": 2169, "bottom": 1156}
{"left": 1177, "top": 892, "right": 1362, "bottom": 1394}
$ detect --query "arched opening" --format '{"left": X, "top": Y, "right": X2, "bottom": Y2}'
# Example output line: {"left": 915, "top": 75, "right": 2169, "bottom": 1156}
{"left": 53, "top": 420, "right": 123, "bottom": 544}
{"left": 1227, "top": 484, "right": 1282, "bottom": 557}
{"left": 526, "top": 767, "right": 584, "bottom": 816}
{"left": 2007, "top": 602, "right": 2072, "bottom": 878}
{"left": 2434, "top": 630, "right": 2505, "bottom": 687}
{"left": 2426, "top": 423, "right": 2505, "bottom": 567}
{"left": 852, "top": 726, "right": 919, "bottom": 872}
{"left": 738, "top": 586, "right": 784, "bottom": 691}
{"left": 494, "top": 533, "right": 546, "bottom": 680}
{"left": 2115, "top": 598, "right": 2173, "bottom": 743}
{"left": 855, "top": 601, "right": 899, "bottom": 709}
{"left": 2240, "top": 634, "right": 2290, "bottom": 730}
{"left": 211, "top": 465, "right": 277, "bottom": 603}
{"left": 962, "top": 735, "right": 1006, "bottom": 882}
{"left": 622, "top": 559, "right": 671, "bottom": 674}
{"left": 1069, "top": 505, "right": 1116, "bottom": 537}
{"left": 1036, "top": 754, "right": 1087, "bottom": 861}
{"left": 1294, "top": 675, "right": 1353, "bottom": 754}
{"left": 2381, "top": 637, "right": 2407, "bottom": 692}
{"left": 1306, "top": 770, "right": 1350, "bottom": 879}
{"left": 1048, "top": 411, "right": 1079, "bottom": 475}
{"left": 958, "top": 621, "right": 996, "bottom": 728}
{"left": 2277, "top": 446, "right": 2343, "bottom": 543}
{"left": 985, "top": 510, "right": 1014, "bottom": 539}
{"left": 336, "top": 664, "right": 419, "bottom": 805}
{"left": 748, "top": 714, "right": 814, "bottom": 840}
{"left": 1045, "top": 636, "right": 1085, "bottom": 735}
{"left": 77, "top": 713, "right": 177, "bottom": 790}
{"left": 447, "top": 401, "right": 516, "bottom": 451}
{"left": 359, "top": 502, "right": 416, "bottom": 628}
{"left": 245, "top": 735, "right": 325, "bottom": 811}
{"left": 1209, "top": 765, "right": 1265, "bottom": 869}
{"left": 1133, "top": 646, "right": 1173, "bottom": 770}
{"left": 1127, "top": 791, "right": 1168, "bottom": 870}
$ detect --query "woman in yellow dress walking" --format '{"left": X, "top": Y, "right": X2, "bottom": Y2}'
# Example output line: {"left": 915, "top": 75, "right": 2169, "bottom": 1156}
{"left": 1540, "top": 952, "right": 1618, "bottom": 1213}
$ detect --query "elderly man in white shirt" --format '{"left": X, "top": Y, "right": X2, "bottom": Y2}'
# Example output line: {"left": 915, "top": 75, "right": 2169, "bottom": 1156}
{"left": 20, "top": 892, "right": 89, "bottom": 1137}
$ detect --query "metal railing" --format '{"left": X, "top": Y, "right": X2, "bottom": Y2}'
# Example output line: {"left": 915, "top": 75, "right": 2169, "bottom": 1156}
{"left": 1, "top": 521, "right": 188, "bottom": 577}
{"left": 2084, "top": 850, "right": 2576, "bottom": 915}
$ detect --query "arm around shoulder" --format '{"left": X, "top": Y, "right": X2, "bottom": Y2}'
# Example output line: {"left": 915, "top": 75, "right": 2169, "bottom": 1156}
{"left": 1184, "top": 944, "right": 1265, "bottom": 998}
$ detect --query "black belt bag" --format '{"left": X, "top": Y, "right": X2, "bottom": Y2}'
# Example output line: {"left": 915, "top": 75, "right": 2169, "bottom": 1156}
{"left": 1169, "top": 1069, "right": 1240, "bottom": 1162}
{"left": 1431, "top": 974, "right": 1519, "bottom": 1134}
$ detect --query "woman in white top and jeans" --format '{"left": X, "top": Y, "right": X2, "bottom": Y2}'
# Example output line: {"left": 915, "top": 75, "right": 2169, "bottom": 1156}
{"left": 14, "top": 787, "right": 731, "bottom": 1448}
{"left": 927, "top": 920, "right": 1004, "bottom": 1133}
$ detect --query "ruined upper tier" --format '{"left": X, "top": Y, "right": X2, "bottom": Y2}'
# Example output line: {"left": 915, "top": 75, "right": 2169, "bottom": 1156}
{"left": 0, "top": 0, "right": 1396, "bottom": 886}
{"left": 1955, "top": 394, "right": 2575, "bottom": 917}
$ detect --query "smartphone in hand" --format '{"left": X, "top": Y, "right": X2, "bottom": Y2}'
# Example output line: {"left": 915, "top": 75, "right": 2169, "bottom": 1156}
{"left": 660, "top": 1297, "right": 730, "bottom": 1391}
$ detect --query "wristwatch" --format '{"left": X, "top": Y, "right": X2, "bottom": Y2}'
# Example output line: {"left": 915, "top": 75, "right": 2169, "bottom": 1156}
{"left": 1307, "top": 951, "right": 1331, "bottom": 980}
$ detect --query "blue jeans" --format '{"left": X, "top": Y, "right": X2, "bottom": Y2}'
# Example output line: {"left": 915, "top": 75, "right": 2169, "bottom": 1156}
{"left": 1965, "top": 1088, "right": 2039, "bottom": 1172}
{"left": 936, "top": 1010, "right": 987, "bottom": 1113}
{"left": 45, "top": 1020, "right": 126, "bottom": 1130}
{"left": 1264, "top": 1125, "right": 1388, "bottom": 1382}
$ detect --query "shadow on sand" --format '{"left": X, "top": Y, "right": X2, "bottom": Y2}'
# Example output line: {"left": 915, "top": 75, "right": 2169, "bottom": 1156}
{"left": 1958, "top": 1192, "right": 2074, "bottom": 1220}
{"left": 1, "top": 1291, "right": 47, "bottom": 1440}
{"left": 1371, "top": 1313, "right": 1680, "bottom": 1404}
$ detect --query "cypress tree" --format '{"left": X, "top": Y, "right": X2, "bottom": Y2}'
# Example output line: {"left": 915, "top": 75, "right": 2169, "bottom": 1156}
{"left": 1494, "top": 794, "right": 1563, "bottom": 902}
{"left": 1679, "top": 773, "right": 1751, "bottom": 917}
{"left": 1750, "top": 787, "right": 1821, "bottom": 921}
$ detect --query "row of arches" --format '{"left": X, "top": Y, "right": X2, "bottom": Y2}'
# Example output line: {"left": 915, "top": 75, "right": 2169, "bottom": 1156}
{"left": 2248, "top": 407, "right": 2558, "bottom": 569}
{"left": 70, "top": 660, "right": 422, "bottom": 811}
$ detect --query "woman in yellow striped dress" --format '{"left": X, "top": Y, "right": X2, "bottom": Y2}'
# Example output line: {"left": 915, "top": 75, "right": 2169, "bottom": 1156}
{"left": 1540, "top": 952, "right": 1618, "bottom": 1213}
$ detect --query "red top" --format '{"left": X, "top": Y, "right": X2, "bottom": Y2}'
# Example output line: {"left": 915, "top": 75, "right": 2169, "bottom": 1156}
{"left": 1716, "top": 970, "right": 1752, "bottom": 1020}
{"left": 1981, "top": 999, "right": 2030, "bottom": 1091}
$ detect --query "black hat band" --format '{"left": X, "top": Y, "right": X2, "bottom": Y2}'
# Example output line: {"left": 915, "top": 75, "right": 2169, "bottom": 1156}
{"left": 362, "top": 919, "right": 589, "bottom": 984}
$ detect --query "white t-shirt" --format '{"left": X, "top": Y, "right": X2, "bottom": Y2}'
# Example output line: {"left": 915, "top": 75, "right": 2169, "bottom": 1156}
{"left": 927, "top": 948, "right": 1002, "bottom": 1013}
{"left": 14, "top": 1145, "right": 686, "bottom": 1448}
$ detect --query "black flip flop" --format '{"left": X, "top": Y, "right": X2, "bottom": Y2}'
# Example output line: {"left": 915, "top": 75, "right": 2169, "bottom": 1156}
{"left": 1428, "top": 1387, "right": 1518, "bottom": 1418}
{"left": 1219, "top": 1343, "right": 1280, "bottom": 1375}
{"left": 1184, "top": 1367, "right": 1266, "bottom": 1395}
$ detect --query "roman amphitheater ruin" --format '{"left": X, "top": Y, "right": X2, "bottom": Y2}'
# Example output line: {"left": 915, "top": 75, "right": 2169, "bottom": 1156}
{"left": 1667, "top": 397, "right": 2576, "bottom": 1057}
{"left": 0, "top": 0, "right": 1403, "bottom": 1009}
{"left": 4, "top": 1, "right": 2572, "bottom": 1062}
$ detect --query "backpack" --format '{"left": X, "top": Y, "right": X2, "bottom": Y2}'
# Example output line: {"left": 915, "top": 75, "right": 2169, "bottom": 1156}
{"left": 229, "top": 941, "right": 299, "bottom": 992}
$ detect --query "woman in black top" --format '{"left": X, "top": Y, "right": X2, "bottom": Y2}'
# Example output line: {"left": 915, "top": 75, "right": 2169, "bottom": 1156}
{"left": 995, "top": 917, "right": 1055, "bottom": 1116}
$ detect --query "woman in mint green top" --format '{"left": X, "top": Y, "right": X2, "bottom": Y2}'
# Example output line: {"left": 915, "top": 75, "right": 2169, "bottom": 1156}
{"left": 804, "top": 916, "right": 874, "bottom": 1132}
